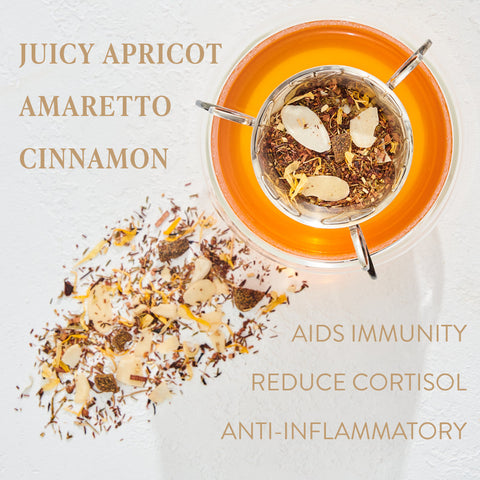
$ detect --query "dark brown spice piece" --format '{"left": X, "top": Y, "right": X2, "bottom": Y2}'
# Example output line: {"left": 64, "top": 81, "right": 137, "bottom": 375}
{"left": 233, "top": 287, "right": 265, "bottom": 312}
{"left": 64, "top": 280, "right": 74, "bottom": 296}
{"left": 111, "top": 330, "right": 133, "bottom": 351}
{"left": 331, "top": 132, "right": 351, "bottom": 163}
{"left": 94, "top": 374, "right": 119, "bottom": 393}
{"left": 158, "top": 237, "right": 190, "bottom": 262}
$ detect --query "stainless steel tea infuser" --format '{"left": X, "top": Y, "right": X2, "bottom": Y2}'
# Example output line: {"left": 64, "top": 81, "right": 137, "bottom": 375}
{"left": 197, "top": 40, "right": 432, "bottom": 278}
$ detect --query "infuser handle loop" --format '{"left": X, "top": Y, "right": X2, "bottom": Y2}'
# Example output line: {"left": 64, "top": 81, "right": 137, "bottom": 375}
{"left": 195, "top": 100, "right": 255, "bottom": 127}
{"left": 386, "top": 39, "right": 432, "bottom": 90}
{"left": 349, "top": 225, "right": 377, "bottom": 279}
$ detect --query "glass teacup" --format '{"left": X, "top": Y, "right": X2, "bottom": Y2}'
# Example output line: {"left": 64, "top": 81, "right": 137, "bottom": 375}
{"left": 197, "top": 40, "right": 431, "bottom": 278}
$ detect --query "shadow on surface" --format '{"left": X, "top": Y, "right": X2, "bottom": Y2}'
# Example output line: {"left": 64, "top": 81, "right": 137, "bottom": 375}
{"left": 153, "top": 228, "right": 444, "bottom": 480}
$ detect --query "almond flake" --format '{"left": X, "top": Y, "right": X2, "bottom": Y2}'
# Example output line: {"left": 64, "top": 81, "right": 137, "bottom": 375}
{"left": 160, "top": 266, "right": 171, "bottom": 281}
{"left": 74, "top": 373, "right": 90, "bottom": 404}
{"left": 156, "top": 335, "right": 180, "bottom": 354}
{"left": 209, "top": 328, "right": 226, "bottom": 353}
{"left": 87, "top": 283, "right": 114, "bottom": 335}
{"left": 190, "top": 256, "right": 212, "bottom": 283}
{"left": 150, "top": 303, "right": 178, "bottom": 319}
{"left": 61, "top": 344, "right": 82, "bottom": 368}
{"left": 134, "top": 330, "right": 153, "bottom": 358}
{"left": 301, "top": 175, "right": 350, "bottom": 202}
{"left": 148, "top": 383, "right": 172, "bottom": 403}
{"left": 116, "top": 355, "right": 146, "bottom": 387}
{"left": 281, "top": 105, "right": 331, "bottom": 153}
{"left": 199, "top": 309, "right": 224, "bottom": 332}
{"left": 212, "top": 278, "right": 229, "bottom": 296}
{"left": 350, "top": 107, "right": 379, "bottom": 148}
{"left": 183, "top": 279, "right": 216, "bottom": 305}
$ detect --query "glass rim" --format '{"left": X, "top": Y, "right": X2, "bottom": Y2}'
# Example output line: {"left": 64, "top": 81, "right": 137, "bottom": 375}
{"left": 200, "top": 20, "right": 459, "bottom": 272}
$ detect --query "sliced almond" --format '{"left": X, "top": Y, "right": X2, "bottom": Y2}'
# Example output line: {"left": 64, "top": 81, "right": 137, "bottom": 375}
{"left": 350, "top": 106, "right": 379, "bottom": 148}
{"left": 157, "top": 335, "right": 180, "bottom": 354}
{"left": 160, "top": 266, "right": 171, "bottom": 282}
{"left": 87, "top": 283, "right": 114, "bottom": 335}
{"left": 200, "top": 309, "right": 224, "bottom": 332}
{"left": 41, "top": 363, "right": 54, "bottom": 379}
{"left": 213, "top": 277, "right": 230, "bottom": 296}
{"left": 74, "top": 373, "right": 90, "bottom": 404}
{"left": 281, "top": 105, "right": 331, "bottom": 153}
{"left": 301, "top": 175, "right": 350, "bottom": 201}
{"left": 132, "top": 304, "right": 149, "bottom": 318}
{"left": 134, "top": 330, "right": 153, "bottom": 358}
{"left": 42, "top": 375, "right": 60, "bottom": 391}
{"left": 183, "top": 279, "right": 216, "bottom": 305}
{"left": 150, "top": 303, "right": 178, "bottom": 319}
{"left": 209, "top": 328, "right": 226, "bottom": 353}
{"left": 148, "top": 383, "right": 172, "bottom": 403}
{"left": 182, "top": 341, "right": 199, "bottom": 359}
{"left": 190, "top": 256, "right": 212, "bottom": 283}
{"left": 116, "top": 355, "right": 146, "bottom": 387}
{"left": 62, "top": 344, "right": 82, "bottom": 368}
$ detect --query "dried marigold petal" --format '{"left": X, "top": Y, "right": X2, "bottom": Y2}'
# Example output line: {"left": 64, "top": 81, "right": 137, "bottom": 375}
{"left": 112, "top": 228, "right": 137, "bottom": 246}
{"left": 261, "top": 293, "right": 288, "bottom": 314}
{"left": 73, "top": 239, "right": 109, "bottom": 268}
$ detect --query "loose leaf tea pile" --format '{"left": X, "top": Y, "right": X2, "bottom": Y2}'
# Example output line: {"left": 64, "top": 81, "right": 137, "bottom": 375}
{"left": 28, "top": 199, "right": 307, "bottom": 438}
{"left": 261, "top": 78, "right": 401, "bottom": 208}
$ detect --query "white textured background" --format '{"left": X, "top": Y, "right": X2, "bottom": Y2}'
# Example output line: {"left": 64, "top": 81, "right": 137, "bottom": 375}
{"left": 1, "top": 1, "right": 479, "bottom": 479}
